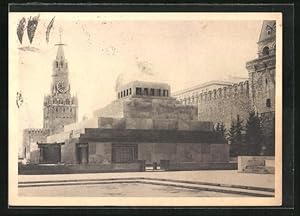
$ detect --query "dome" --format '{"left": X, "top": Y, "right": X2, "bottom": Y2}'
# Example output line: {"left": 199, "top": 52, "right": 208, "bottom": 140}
{"left": 115, "top": 59, "right": 161, "bottom": 91}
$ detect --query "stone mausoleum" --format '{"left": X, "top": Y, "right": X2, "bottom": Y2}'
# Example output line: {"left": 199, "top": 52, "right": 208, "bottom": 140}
{"left": 43, "top": 79, "right": 230, "bottom": 171}
{"left": 22, "top": 36, "right": 231, "bottom": 173}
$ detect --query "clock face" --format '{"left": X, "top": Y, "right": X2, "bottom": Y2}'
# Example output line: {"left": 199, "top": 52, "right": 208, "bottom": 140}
{"left": 56, "top": 81, "right": 69, "bottom": 93}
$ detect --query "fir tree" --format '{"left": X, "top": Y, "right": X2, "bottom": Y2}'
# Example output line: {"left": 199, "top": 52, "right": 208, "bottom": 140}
{"left": 264, "top": 116, "right": 275, "bottom": 156}
{"left": 226, "top": 120, "right": 236, "bottom": 145}
{"left": 219, "top": 122, "right": 226, "bottom": 138}
{"left": 235, "top": 115, "right": 244, "bottom": 146}
{"left": 245, "top": 109, "right": 264, "bottom": 155}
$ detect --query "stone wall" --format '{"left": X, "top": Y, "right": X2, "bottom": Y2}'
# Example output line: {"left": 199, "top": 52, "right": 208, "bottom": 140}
{"left": 64, "top": 117, "right": 98, "bottom": 132}
{"left": 93, "top": 100, "right": 124, "bottom": 118}
{"left": 168, "top": 162, "right": 237, "bottom": 171}
{"left": 138, "top": 142, "right": 229, "bottom": 164}
{"left": 247, "top": 55, "right": 276, "bottom": 115}
{"left": 47, "top": 131, "right": 71, "bottom": 143}
{"left": 94, "top": 97, "right": 198, "bottom": 122}
{"left": 22, "top": 128, "right": 50, "bottom": 161}
{"left": 198, "top": 81, "right": 251, "bottom": 128}
{"left": 80, "top": 128, "right": 225, "bottom": 144}
{"left": 124, "top": 97, "right": 197, "bottom": 120}
{"left": 98, "top": 117, "right": 213, "bottom": 131}
{"left": 88, "top": 142, "right": 112, "bottom": 164}
{"left": 29, "top": 150, "right": 40, "bottom": 164}
{"left": 237, "top": 156, "right": 275, "bottom": 174}
{"left": 61, "top": 138, "right": 78, "bottom": 164}
{"left": 79, "top": 141, "right": 229, "bottom": 166}
{"left": 19, "top": 163, "right": 141, "bottom": 174}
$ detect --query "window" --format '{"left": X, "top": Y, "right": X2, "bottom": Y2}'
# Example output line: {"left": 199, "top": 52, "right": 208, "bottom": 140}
{"left": 60, "top": 62, "right": 63, "bottom": 67}
{"left": 266, "top": 99, "right": 271, "bottom": 108}
{"left": 262, "top": 46, "right": 270, "bottom": 56}
{"left": 163, "top": 89, "right": 168, "bottom": 97}
{"left": 136, "top": 88, "right": 142, "bottom": 95}
{"left": 126, "top": 89, "right": 128, "bottom": 96}
{"left": 70, "top": 108, "right": 72, "bottom": 112}
{"left": 56, "top": 61, "right": 58, "bottom": 68}
{"left": 144, "top": 88, "right": 148, "bottom": 96}
{"left": 158, "top": 89, "right": 161, "bottom": 96}
{"left": 150, "top": 88, "right": 155, "bottom": 96}
{"left": 265, "top": 78, "right": 268, "bottom": 85}
{"left": 118, "top": 92, "right": 120, "bottom": 99}
{"left": 129, "top": 88, "right": 132, "bottom": 95}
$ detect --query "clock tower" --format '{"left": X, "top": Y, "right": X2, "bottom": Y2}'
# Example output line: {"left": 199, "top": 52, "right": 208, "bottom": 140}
{"left": 43, "top": 36, "right": 78, "bottom": 134}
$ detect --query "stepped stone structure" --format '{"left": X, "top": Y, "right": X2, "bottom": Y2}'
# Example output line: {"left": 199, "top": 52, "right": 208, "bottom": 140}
{"left": 41, "top": 80, "right": 228, "bottom": 171}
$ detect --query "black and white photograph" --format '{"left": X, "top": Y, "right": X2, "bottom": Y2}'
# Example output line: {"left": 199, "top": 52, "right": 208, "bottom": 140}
{"left": 8, "top": 12, "right": 282, "bottom": 206}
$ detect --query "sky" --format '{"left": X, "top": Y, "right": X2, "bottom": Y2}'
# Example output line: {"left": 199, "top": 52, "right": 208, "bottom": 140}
{"left": 9, "top": 13, "right": 264, "bottom": 146}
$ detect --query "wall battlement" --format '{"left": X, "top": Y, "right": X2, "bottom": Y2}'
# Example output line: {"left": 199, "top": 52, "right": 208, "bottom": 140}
{"left": 24, "top": 128, "right": 50, "bottom": 135}
{"left": 199, "top": 81, "right": 249, "bottom": 102}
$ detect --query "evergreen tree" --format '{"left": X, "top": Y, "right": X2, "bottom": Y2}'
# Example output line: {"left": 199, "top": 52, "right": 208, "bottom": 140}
{"left": 214, "top": 122, "right": 220, "bottom": 132}
{"left": 264, "top": 116, "right": 275, "bottom": 156}
{"left": 235, "top": 115, "right": 244, "bottom": 146}
{"left": 226, "top": 116, "right": 244, "bottom": 157}
{"left": 226, "top": 120, "right": 236, "bottom": 145}
{"left": 245, "top": 109, "right": 264, "bottom": 155}
{"left": 219, "top": 122, "right": 226, "bottom": 138}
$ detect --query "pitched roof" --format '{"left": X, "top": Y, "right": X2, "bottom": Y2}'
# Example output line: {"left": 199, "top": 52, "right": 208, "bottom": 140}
{"left": 56, "top": 45, "right": 65, "bottom": 61}
{"left": 258, "top": 20, "right": 276, "bottom": 43}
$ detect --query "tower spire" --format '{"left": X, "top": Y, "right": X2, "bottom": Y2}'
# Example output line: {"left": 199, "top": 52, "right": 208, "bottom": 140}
{"left": 55, "top": 26, "right": 66, "bottom": 46}
{"left": 55, "top": 27, "right": 66, "bottom": 61}
{"left": 59, "top": 27, "right": 62, "bottom": 44}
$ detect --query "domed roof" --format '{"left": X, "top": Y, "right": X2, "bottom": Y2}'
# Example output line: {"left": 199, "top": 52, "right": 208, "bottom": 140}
{"left": 115, "top": 59, "right": 161, "bottom": 91}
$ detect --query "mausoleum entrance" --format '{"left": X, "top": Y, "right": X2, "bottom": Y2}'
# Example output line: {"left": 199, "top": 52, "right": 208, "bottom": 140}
{"left": 38, "top": 143, "right": 62, "bottom": 164}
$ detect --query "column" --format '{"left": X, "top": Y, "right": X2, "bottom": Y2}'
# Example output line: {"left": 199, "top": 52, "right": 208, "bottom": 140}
{"left": 39, "top": 147, "right": 44, "bottom": 163}
{"left": 81, "top": 147, "right": 88, "bottom": 164}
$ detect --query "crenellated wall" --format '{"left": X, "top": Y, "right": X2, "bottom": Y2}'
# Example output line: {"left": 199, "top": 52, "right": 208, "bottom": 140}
{"left": 198, "top": 81, "right": 251, "bottom": 128}
{"left": 22, "top": 128, "right": 50, "bottom": 163}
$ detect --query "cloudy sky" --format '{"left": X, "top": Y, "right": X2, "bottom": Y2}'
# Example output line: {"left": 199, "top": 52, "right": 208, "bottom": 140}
{"left": 10, "top": 13, "right": 266, "bottom": 146}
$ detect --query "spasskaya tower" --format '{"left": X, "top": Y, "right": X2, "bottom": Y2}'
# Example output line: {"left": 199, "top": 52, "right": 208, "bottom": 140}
{"left": 43, "top": 34, "right": 78, "bottom": 134}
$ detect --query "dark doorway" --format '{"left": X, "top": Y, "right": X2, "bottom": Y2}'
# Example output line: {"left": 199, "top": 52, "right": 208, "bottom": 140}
{"left": 39, "top": 144, "right": 61, "bottom": 164}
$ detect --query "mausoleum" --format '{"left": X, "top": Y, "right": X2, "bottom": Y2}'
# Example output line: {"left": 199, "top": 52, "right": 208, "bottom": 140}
{"left": 23, "top": 39, "right": 231, "bottom": 173}
{"left": 36, "top": 79, "right": 231, "bottom": 172}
